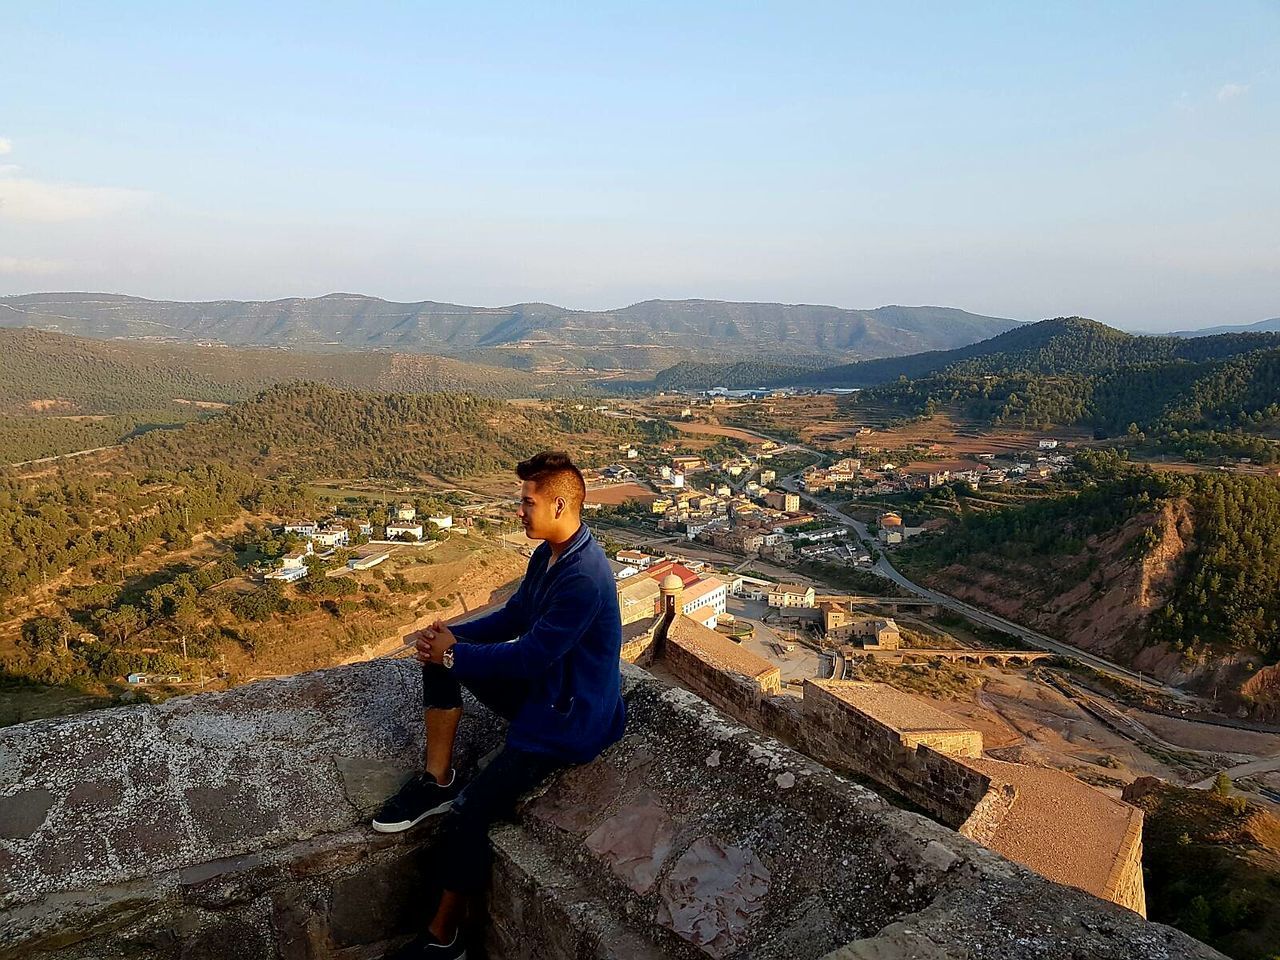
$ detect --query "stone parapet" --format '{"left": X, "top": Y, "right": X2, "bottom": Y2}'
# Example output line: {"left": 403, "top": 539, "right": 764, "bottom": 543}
{"left": 1, "top": 659, "right": 1214, "bottom": 958}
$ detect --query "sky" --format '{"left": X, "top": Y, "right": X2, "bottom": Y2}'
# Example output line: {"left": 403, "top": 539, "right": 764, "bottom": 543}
{"left": 1, "top": 1, "right": 1276, "bottom": 331}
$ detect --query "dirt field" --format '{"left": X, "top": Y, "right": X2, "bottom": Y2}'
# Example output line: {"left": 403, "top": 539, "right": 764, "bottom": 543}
{"left": 1127, "top": 709, "right": 1280, "bottom": 756}
{"left": 852, "top": 413, "right": 1091, "bottom": 457}
{"left": 587, "top": 482, "right": 659, "bottom": 505}
{"left": 670, "top": 421, "right": 771, "bottom": 443}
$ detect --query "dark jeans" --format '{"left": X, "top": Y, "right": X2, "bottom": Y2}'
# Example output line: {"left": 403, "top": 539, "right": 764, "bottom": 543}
{"left": 422, "top": 663, "right": 566, "bottom": 894}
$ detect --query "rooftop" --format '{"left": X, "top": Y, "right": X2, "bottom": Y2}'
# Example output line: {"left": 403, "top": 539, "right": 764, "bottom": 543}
{"left": 964, "top": 757, "right": 1145, "bottom": 906}
{"left": 680, "top": 577, "right": 726, "bottom": 605}
{"left": 771, "top": 583, "right": 812, "bottom": 596}
{"left": 667, "top": 615, "right": 780, "bottom": 682}
{"left": 808, "top": 680, "right": 977, "bottom": 735}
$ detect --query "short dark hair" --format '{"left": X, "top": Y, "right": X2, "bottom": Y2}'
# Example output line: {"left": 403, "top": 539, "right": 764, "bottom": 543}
{"left": 516, "top": 451, "right": 586, "bottom": 512}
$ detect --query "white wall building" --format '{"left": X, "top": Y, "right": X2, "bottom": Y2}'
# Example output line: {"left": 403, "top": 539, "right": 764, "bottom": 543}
{"left": 311, "top": 526, "right": 350, "bottom": 548}
{"left": 680, "top": 577, "right": 727, "bottom": 629}
{"left": 386, "top": 522, "right": 425, "bottom": 541}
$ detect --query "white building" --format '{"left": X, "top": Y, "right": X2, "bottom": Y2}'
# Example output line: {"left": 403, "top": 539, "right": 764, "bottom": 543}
{"left": 1038, "top": 439, "right": 1059, "bottom": 450}
{"left": 729, "top": 574, "right": 774, "bottom": 601}
{"left": 386, "top": 521, "right": 425, "bottom": 541}
{"left": 349, "top": 549, "right": 391, "bottom": 571}
{"left": 311, "top": 526, "right": 350, "bottom": 549}
{"left": 426, "top": 515, "right": 453, "bottom": 530}
{"left": 395, "top": 502, "right": 417, "bottom": 521}
{"left": 671, "top": 472, "right": 685, "bottom": 489}
{"left": 616, "top": 549, "right": 656, "bottom": 569}
{"left": 267, "top": 543, "right": 312, "bottom": 582}
{"left": 358, "top": 521, "right": 374, "bottom": 537}
{"left": 768, "top": 583, "right": 816, "bottom": 609}
{"left": 283, "top": 521, "right": 317, "bottom": 536}
{"left": 680, "top": 577, "right": 727, "bottom": 629}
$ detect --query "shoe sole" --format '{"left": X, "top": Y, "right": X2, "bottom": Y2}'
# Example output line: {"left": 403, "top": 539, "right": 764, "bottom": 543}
{"left": 370, "top": 798, "right": 454, "bottom": 834}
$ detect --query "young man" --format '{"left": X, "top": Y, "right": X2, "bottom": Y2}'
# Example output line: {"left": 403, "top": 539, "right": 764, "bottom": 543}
{"left": 373, "top": 451, "right": 626, "bottom": 960}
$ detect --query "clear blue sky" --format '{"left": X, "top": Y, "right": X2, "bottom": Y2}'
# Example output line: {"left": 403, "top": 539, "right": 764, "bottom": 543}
{"left": 1, "top": 1, "right": 1276, "bottom": 330}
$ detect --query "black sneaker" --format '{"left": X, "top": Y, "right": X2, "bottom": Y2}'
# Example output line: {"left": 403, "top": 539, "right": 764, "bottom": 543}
{"left": 383, "top": 930, "right": 466, "bottom": 959}
{"left": 371, "top": 770, "right": 458, "bottom": 833}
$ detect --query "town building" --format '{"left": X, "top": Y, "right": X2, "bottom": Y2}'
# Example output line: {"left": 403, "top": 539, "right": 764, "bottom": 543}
{"left": 768, "top": 583, "right": 816, "bottom": 608}
{"left": 394, "top": 502, "right": 417, "bottom": 521}
{"left": 616, "top": 549, "right": 656, "bottom": 569}
{"left": 822, "top": 603, "right": 902, "bottom": 648}
{"left": 678, "top": 576, "right": 727, "bottom": 629}
{"left": 765, "top": 490, "right": 800, "bottom": 512}
{"left": 385, "top": 521, "right": 424, "bottom": 542}
{"left": 426, "top": 515, "right": 453, "bottom": 530}
{"left": 348, "top": 548, "right": 391, "bottom": 571}
{"left": 609, "top": 559, "right": 640, "bottom": 581}
{"left": 311, "top": 525, "right": 350, "bottom": 549}
{"left": 266, "top": 541, "right": 313, "bottom": 582}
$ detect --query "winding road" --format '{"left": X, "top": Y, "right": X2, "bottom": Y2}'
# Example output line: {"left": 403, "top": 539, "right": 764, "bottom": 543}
{"left": 776, "top": 470, "right": 1195, "bottom": 702}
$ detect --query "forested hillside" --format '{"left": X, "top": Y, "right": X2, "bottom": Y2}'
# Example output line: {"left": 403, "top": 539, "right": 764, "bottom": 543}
{"left": 653, "top": 317, "right": 1280, "bottom": 390}
{"left": 0, "top": 327, "right": 560, "bottom": 462}
{"left": 900, "top": 452, "right": 1280, "bottom": 712}
{"left": 0, "top": 383, "right": 669, "bottom": 609}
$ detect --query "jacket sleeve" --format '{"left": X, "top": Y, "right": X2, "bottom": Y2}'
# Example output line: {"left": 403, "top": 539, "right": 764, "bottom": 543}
{"left": 450, "top": 572, "right": 602, "bottom": 681}
{"left": 449, "top": 577, "right": 527, "bottom": 646}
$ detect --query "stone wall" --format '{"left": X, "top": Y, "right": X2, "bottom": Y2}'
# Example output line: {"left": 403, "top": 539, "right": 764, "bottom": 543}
{"left": 1, "top": 659, "right": 1216, "bottom": 959}
{"left": 795, "top": 681, "right": 995, "bottom": 829}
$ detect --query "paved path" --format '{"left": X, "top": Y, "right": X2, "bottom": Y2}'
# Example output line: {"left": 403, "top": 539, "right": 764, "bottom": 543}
{"left": 1191, "top": 755, "right": 1280, "bottom": 789}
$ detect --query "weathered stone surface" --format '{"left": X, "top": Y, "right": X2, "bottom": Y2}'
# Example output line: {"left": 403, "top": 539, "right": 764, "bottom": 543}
{"left": 333, "top": 756, "right": 411, "bottom": 817}
{"left": 0, "top": 658, "right": 1224, "bottom": 960}
{"left": 0, "top": 788, "right": 54, "bottom": 839}
{"left": 328, "top": 848, "right": 431, "bottom": 947}
{"left": 527, "top": 762, "right": 623, "bottom": 836}
{"left": 655, "top": 836, "right": 770, "bottom": 958}
{"left": 584, "top": 790, "right": 675, "bottom": 894}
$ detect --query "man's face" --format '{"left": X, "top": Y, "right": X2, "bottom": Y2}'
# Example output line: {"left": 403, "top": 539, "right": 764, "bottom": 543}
{"left": 517, "top": 480, "right": 562, "bottom": 540}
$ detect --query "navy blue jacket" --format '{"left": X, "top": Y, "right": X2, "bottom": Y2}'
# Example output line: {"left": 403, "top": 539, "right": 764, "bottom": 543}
{"left": 449, "top": 524, "right": 626, "bottom": 763}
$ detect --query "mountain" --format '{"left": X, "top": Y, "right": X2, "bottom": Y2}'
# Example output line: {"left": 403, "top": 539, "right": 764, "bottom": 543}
{"left": 0, "top": 327, "right": 556, "bottom": 416}
{"left": 0, "top": 327, "right": 564, "bottom": 463}
{"left": 0, "top": 293, "right": 1022, "bottom": 374}
{"left": 653, "top": 317, "right": 1280, "bottom": 390}
{"left": 1171, "top": 317, "right": 1280, "bottom": 338}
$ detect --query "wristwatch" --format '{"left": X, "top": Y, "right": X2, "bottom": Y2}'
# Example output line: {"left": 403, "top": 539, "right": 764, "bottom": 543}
{"left": 442, "top": 646, "right": 455, "bottom": 670}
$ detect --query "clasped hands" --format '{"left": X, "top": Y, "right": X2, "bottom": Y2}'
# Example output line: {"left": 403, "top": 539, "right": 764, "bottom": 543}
{"left": 406, "top": 619, "right": 457, "bottom": 665}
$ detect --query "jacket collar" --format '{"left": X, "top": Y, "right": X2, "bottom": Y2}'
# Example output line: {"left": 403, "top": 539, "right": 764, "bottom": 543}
{"left": 538, "top": 522, "right": 593, "bottom": 571}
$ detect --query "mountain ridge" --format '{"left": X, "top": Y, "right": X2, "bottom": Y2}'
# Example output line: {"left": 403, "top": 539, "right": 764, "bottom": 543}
{"left": 1171, "top": 317, "right": 1280, "bottom": 338}
{"left": 0, "top": 292, "right": 1022, "bottom": 374}
{"left": 653, "top": 317, "right": 1280, "bottom": 390}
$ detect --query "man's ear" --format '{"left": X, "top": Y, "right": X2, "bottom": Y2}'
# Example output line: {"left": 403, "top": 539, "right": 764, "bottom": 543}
{"left": 555, "top": 496, "right": 565, "bottom": 517}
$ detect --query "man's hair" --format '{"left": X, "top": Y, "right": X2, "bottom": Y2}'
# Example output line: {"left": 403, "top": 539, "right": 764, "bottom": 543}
{"left": 516, "top": 451, "right": 586, "bottom": 512}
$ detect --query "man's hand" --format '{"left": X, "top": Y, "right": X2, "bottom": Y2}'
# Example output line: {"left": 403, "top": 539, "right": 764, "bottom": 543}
{"left": 407, "top": 619, "right": 457, "bottom": 665}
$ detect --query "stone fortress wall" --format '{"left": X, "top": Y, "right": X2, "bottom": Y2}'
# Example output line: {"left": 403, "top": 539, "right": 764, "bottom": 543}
{"left": 628, "top": 579, "right": 1147, "bottom": 918}
{"left": 1, "top": 658, "right": 1213, "bottom": 960}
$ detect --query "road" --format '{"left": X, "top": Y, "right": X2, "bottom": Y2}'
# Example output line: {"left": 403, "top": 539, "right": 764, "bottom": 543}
{"left": 1191, "top": 755, "right": 1280, "bottom": 790}
{"left": 12, "top": 444, "right": 121, "bottom": 468}
{"left": 776, "top": 471, "right": 1195, "bottom": 702}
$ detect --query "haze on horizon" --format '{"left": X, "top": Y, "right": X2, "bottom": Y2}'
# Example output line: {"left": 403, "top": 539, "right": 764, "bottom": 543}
{"left": 2, "top": 1, "right": 1276, "bottom": 333}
